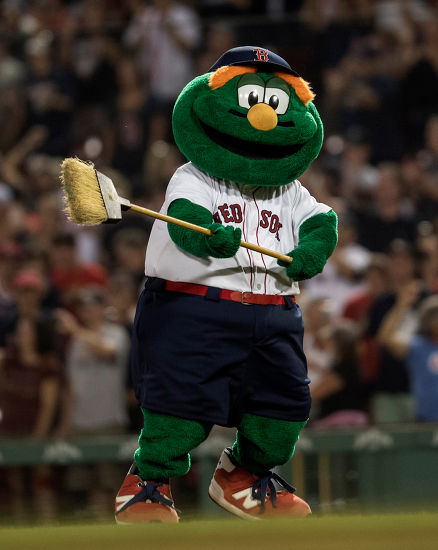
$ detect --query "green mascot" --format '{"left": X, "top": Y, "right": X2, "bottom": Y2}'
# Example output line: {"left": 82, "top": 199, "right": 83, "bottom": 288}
{"left": 115, "top": 46, "right": 337, "bottom": 523}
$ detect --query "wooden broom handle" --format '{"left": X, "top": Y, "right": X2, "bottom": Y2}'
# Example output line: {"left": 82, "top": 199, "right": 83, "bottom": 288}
{"left": 129, "top": 203, "right": 293, "bottom": 264}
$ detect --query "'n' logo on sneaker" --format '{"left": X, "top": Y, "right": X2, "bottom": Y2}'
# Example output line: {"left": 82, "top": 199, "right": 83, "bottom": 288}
{"left": 232, "top": 488, "right": 259, "bottom": 510}
{"left": 115, "top": 494, "right": 135, "bottom": 513}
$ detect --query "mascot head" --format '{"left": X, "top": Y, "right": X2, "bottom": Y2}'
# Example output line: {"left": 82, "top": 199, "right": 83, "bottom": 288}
{"left": 172, "top": 46, "right": 323, "bottom": 187}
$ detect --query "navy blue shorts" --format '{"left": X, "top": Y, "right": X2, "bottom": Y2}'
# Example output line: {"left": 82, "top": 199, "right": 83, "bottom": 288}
{"left": 131, "top": 277, "right": 311, "bottom": 427}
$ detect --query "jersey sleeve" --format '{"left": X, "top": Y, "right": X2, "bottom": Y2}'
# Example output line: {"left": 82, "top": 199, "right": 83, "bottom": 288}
{"left": 165, "top": 164, "right": 214, "bottom": 213}
{"left": 291, "top": 181, "right": 332, "bottom": 238}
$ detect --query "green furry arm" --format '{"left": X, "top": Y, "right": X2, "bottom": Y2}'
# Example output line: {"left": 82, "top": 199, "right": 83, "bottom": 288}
{"left": 167, "top": 198, "right": 241, "bottom": 258}
{"left": 278, "top": 210, "right": 338, "bottom": 281}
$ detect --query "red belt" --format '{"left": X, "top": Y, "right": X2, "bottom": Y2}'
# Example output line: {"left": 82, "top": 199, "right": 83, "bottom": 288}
{"left": 164, "top": 280, "right": 295, "bottom": 306}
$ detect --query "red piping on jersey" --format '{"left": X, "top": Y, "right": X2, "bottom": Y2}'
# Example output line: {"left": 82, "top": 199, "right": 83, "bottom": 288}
{"left": 252, "top": 188, "right": 268, "bottom": 295}
{"left": 241, "top": 200, "right": 254, "bottom": 290}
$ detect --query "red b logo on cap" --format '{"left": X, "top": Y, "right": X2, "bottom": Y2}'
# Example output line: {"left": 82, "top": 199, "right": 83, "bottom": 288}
{"left": 253, "top": 48, "right": 269, "bottom": 62}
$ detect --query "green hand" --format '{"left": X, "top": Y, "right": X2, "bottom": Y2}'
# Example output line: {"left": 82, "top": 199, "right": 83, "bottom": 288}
{"left": 277, "top": 247, "right": 324, "bottom": 281}
{"left": 205, "top": 223, "right": 242, "bottom": 258}
{"left": 278, "top": 210, "right": 338, "bottom": 281}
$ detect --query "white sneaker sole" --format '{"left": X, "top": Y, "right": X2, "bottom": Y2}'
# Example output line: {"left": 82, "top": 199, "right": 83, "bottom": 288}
{"left": 208, "top": 478, "right": 260, "bottom": 521}
{"left": 115, "top": 517, "right": 132, "bottom": 525}
{"left": 115, "top": 515, "right": 175, "bottom": 525}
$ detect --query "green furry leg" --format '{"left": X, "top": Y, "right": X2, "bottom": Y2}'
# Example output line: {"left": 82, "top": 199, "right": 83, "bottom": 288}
{"left": 232, "top": 413, "right": 308, "bottom": 475}
{"left": 134, "top": 409, "right": 213, "bottom": 480}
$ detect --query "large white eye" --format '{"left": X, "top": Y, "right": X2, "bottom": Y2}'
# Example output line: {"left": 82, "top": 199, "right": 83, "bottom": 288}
{"left": 264, "top": 87, "right": 290, "bottom": 115}
{"left": 238, "top": 84, "right": 265, "bottom": 110}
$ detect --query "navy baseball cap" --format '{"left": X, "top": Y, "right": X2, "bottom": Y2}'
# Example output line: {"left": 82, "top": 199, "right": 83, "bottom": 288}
{"left": 208, "top": 46, "right": 300, "bottom": 77}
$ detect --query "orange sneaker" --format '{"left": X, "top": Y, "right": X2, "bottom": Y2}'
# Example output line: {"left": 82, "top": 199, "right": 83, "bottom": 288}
{"left": 115, "top": 464, "right": 179, "bottom": 524}
{"left": 209, "top": 448, "right": 311, "bottom": 519}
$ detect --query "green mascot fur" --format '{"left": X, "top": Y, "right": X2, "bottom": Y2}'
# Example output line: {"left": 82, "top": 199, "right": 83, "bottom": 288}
{"left": 115, "top": 47, "right": 338, "bottom": 524}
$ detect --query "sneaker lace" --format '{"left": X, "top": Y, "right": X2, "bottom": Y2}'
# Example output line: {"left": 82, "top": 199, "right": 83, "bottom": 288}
{"left": 251, "top": 472, "right": 296, "bottom": 514}
{"left": 117, "top": 481, "right": 177, "bottom": 515}
{"left": 138, "top": 481, "right": 175, "bottom": 507}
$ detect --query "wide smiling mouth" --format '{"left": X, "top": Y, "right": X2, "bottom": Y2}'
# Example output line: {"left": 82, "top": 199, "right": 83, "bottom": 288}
{"left": 199, "top": 120, "right": 306, "bottom": 160}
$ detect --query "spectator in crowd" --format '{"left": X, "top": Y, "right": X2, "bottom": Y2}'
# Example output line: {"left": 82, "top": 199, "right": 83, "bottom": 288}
{"left": 0, "top": 268, "right": 60, "bottom": 438}
{"left": 319, "top": 31, "right": 401, "bottom": 160}
{"left": 415, "top": 115, "right": 438, "bottom": 221}
{"left": 112, "top": 55, "right": 149, "bottom": 181}
{"left": 55, "top": 287, "right": 129, "bottom": 437}
{"left": 354, "top": 163, "right": 418, "bottom": 252}
{"left": 0, "top": 268, "right": 61, "bottom": 523}
{"left": 55, "top": 287, "right": 130, "bottom": 518}
{"left": 378, "top": 287, "right": 438, "bottom": 422}
{"left": 49, "top": 232, "right": 108, "bottom": 306}
{"left": 31, "top": 191, "right": 67, "bottom": 252}
{"left": 400, "top": 17, "right": 438, "bottom": 152}
{"left": 105, "top": 270, "right": 143, "bottom": 432}
{"left": 68, "top": 104, "right": 116, "bottom": 167}
{"left": 304, "top": 213, "right": 370, "bottom": 315}
{"left": 0, "top": 126, "right": 49, "bottom": 196}
{"left": 415, "top": 220, "right": 438, "bottom": 292}
{"left": 310, "top": 320, "right": 368, "bottom": 428}
{"left": 302, "top": 297, "right": 334, "bottom": 388}
{"left": 367, "top": 240, "right": 427, "bottom": 423}
{"left": 343, "top": 254, "right": 389, "bottom": 388}
{"left": 0, "top": 241, "right": 22, "bottom": 323}
{"left": 105, "top": 271, "right": 138, "bottom": 330}
{"left": 70, "top": 5, "right": 118, "bottom": 112}
{"left": 198, "top": 0, "right": 253, "bottom": 18}
{"left": 111, "top": 228, "right": 148, "bottom": 290}
{"left": 336, "top": 128, "right": 378, "bottom": 207}
{"left": 124, "top": 0, "right": 201, "bottom": 143}
{"left": 343, "top": 254, "right": 389, "bottom": 326}
{"left": 25, "top": 32, "right": 75, "bottom": 156}
{"left": 0, "top": 35, "right": 26, "bottom": 90}
{"left": 196, "top": 23, "right": 236, "bottom": 75}
{"left": 143, "top": 140, "right": 185, "bottom": 198}
{"left": 0, "top": 36, "right": 27, "bottom": 153}
{"left": 124, "top": 0, "right": 201, "bottom": 105}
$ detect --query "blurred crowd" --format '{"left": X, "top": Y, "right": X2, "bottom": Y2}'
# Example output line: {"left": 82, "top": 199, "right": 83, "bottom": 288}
{"left": 1, "top": 0, "right": 438, "bottom": 522}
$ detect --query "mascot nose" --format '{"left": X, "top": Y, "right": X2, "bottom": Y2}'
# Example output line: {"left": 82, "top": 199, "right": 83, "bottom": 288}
{"left": 247, "top": 103, "right": 278, "bottom": 131}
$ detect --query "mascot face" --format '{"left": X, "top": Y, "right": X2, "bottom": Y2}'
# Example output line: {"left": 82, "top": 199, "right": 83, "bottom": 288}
{"left": 172, "top": 60, "right": 323, "bottom": 187}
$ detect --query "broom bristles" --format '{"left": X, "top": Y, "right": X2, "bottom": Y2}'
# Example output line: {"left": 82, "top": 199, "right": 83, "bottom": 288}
{"left": 60, "top": 158, "right": 108, "bottom": 225}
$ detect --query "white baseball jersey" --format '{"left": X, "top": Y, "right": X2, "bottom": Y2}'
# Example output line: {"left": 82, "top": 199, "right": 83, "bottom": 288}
{"left": 145, "top": 162, "right": 331, "bottom": 295}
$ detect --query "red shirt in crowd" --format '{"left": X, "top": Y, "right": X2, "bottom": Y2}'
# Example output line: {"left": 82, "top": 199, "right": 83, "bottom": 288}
{"left": 51, "top": 263, "right": 108, "bottom": 292}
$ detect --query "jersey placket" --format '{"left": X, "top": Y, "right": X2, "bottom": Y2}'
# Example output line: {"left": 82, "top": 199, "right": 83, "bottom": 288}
{"left": 251, "top": 188, "right": 268, "bottom": 294}
{"left": 237, "top": 186, "right": 254, "bottom": 292}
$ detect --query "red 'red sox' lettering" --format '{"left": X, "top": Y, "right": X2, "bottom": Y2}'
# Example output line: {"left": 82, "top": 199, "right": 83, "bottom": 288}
{"left": 260, "top": 210, "right": 272, "bottom": 229}
{"left": 262, "top": 210, "right": 282, "bottom": 241}
{"left": 217, "top": 204, "right": 243, "bottom": 224}
{"left": 218, "top": 204, "right": 234, "bottom": 223}
{"left": 214, "top": 204, "right": 282, "bottom": 241}
{"left": 230, "top": 204, "right": 243, "bottom": 223}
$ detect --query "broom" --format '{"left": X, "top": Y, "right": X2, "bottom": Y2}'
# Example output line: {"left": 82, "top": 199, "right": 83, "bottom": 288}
{"left": 60, "top": 158, "right": 293, "bottom": 264}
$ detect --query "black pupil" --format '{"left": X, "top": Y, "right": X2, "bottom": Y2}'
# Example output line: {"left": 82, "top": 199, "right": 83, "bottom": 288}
{"left": 248, "top": 91, "right": 258, "bottom": 107}
{"left": 269, "top": 95, "right": 279, "bottom": 109}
